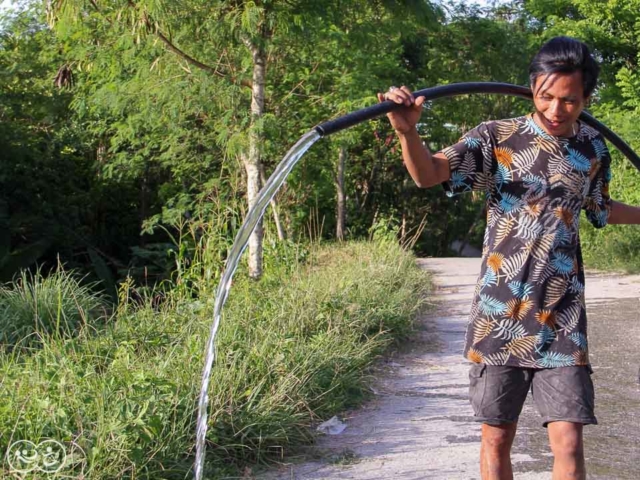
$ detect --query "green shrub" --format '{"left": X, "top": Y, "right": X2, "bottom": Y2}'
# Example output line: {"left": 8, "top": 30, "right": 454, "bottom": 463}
{"left": 0, "top": 240, "right": 430, "bottom": 479}
{"left": 0, "top": 268, "right": 109, "bottom": 349}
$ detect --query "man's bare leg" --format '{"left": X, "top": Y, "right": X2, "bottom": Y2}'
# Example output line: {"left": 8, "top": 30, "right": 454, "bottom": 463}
{"left": 480, "top": 423, "right": 518, "bottom": 480}
{"left": 547, "top": 421, "right": 585, "bottom": 480}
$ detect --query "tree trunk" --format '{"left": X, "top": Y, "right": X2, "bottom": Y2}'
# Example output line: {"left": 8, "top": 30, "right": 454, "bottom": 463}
{"left": 336, "top": 146, "right": 347, "bottom": 241}
{"left": 243, "top": 40, "right": 266, "bottom": 279}
{"left": 259, "top": 163, "right": 286, "bottom": 241}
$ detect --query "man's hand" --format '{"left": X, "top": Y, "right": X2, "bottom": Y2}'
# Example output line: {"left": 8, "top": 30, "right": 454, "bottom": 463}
{"left": 377, "top": 86, "right": 426, "bottom": 135}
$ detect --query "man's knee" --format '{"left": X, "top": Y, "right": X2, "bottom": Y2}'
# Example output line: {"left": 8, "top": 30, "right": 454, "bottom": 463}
{"left": 550, "top": 434, "right": 583, "bottom": 459}
{"left": 482, "top": 423, "right": 517, "bottom": 455}
{"left": 548, "top": 422, "right": 584, "bottom": 459}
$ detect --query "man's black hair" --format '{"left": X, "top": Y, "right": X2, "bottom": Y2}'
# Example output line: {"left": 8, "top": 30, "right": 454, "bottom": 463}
{"left": 529, "top": 36, "right": 600, "bottom": 98}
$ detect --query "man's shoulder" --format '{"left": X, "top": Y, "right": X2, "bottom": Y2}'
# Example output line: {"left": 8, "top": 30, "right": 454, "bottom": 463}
{"left": 482, "top": 116, "right": 528, "bottom": 130}
{"left": 577, "top": 122, "right": 604, "bottom": 143}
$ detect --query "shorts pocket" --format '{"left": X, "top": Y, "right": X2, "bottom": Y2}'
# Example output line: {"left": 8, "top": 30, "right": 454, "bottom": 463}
{"left": 469, "top": 364, "right": 486, "bottom": 414}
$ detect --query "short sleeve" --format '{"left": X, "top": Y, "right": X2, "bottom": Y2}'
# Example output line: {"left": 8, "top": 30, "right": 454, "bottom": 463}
{"left": 440, "top": 122, "right": 495, "bottom": 197}
{"left": 582, "top": 138, "right": 612, "bottom": 229}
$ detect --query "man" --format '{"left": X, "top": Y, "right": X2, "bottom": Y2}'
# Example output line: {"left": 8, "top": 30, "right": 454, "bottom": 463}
{"left": 379, "top": 36, "right": 640, "bottom": 480}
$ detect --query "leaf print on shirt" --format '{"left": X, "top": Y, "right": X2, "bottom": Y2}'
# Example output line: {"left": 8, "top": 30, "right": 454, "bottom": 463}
{"left": 506, "top": 298, "right": 533, "bottom": 321}
{"left": 554, "top": 207, "right": 574, "bottom": 227}
{"left": 551, "top": 253, "right": 574, "bottom": 275}
{"left": 536, "top": 351, "right": 575, "bottom": 368}
{"left": 549, "top": 151, "right": 572, "bottom": 175}
{"left": 566, "top": 147, "right": 591, "bottom": 172}
{"left": 508, "top": 281, "right": 534, "bottom": 299}
{"left": 592, "top": 138, "right": 606, "bottom": 161}
{"left": 499, "top": 193, "right": 522, "bottom": 213}
{"left": 513, "top": 145, "right": 540, "bottom": 175}
{"left": 570, "top": 332, "right": 588, "bottom": 349}
{"left": 460, "top": 151, "right": 476, "bottom": 176}
{"left": 573, "top": 350, "right": 589, "bottom": 366}
{"left": 515, "top": 215, "right": 543, "bottom": 241}
{"left": 450, "top": 171, "right": 469, "bottom": 191}
{"left": 464, "top": 136, "right": 482, "bottom": 150}
{"left": 487, "top": 253, "right": 505, "bottom": 273}
{"left": 482, "top": 268, "right": 498, "bottom": 287}
{"left": 535, "top": 309, "right": 557, "bottom": 328}
{"left": 534, "top": 136, "right": 563, "bottom": 157}
{"left": 495, "top": 147, "right": 514, "bottom": 168}
{"left": 568, "top": 277, "right": 585, "bottom": 294}
{"left": 493, "top": 217, "right": 515, "bottom": 248}
{"left": 494, "top": 318, "right": 527, "bottom": 341}
{"left": 523, "top": 174, "right": 547, "bottom": 201}
{"left": 441, "top": 115, "right": 613, "bottom": 368}
{"left": 503, "top": 336, "right": 537, "bottom": 359}
{"left": 557, "top": 301, "right": 582, "bottom": 333}
{"left": 525, "top": 233, "right": 555, "bottom": 261}
{"left": 545, "top": 277, "right": 569, "bottom": 306}
{"left": 496, "top": 164, "right": 512, "bottom": 186}
{"left": 496, "top": 119, "right": 519, "bottom": 144}
{"left": 524, "top": 198, "right": 549, "bottom": 218}
{"left": 535, "top": 325, "right": 556, "bottom": 350}
{"left": 467, "top": 348, "right": 484, "bottom": 363}
{"left": 484, "top": 351, "right": 511, "bottom": 365}
{"left": 553, "top": 223, "right": 572, "bottom": 247}
{"left": 478, "top": 294, "right": 508, "bottom": 316}
{"left": 473, "top": 317, "right": 496, "bottom": 344}
{"left": 501, "top": 250, "right": 529, "bottom": 281}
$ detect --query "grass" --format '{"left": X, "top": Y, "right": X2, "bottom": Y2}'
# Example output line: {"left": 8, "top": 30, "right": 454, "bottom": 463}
{"left": 581, "top": 221, "right": 640, "bottom": 274}
{"left": 0, "top": 268, "right": 109, "bottom": 349}
{"left": 0, "top": 239, "right": 430, "bottom": 479}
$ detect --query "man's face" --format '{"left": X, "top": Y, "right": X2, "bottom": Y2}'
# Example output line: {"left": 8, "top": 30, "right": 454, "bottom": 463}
{"left": 531, "top": 71, "right": 588, "bottom": 138}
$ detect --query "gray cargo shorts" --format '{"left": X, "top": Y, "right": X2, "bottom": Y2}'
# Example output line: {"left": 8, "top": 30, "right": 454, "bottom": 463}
{"left": 468, "top": 364, "right": 597, "bottom": 427}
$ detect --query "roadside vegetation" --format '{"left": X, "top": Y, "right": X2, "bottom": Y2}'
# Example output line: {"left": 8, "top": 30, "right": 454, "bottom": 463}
{"left": 0, "top": 238, "right": 430, "bottom": 478}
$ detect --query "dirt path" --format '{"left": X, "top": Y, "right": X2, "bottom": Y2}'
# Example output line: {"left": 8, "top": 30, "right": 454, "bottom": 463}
{"left": 260, "top": 258, "right": 640, "bottom": 480}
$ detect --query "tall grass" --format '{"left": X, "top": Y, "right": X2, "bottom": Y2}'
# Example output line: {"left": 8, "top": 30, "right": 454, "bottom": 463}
{"left": 0, "top": 268, "right": 108, "bottom": 350}
{"left": 0, "top": 240, "right": 430, "bottom": 479}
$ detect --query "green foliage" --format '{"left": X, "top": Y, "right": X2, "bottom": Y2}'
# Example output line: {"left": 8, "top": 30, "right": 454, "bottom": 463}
{"left": 522, "top": 0, "right": 640, "bottom": 271}
{"left": 0, "top": 266, "right": 108, "bottom": 349}
{"left": 0, "top": 240, "right": 430, "bottom": 478}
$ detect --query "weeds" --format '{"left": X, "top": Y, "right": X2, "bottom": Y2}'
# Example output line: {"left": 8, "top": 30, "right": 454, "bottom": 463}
{"left": 0, "top": 240, "right": 430, "bottom": 479}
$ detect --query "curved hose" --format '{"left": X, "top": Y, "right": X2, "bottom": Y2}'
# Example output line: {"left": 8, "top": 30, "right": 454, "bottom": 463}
{"left": 314, "top": 82, "right": 640, "bottom": 170}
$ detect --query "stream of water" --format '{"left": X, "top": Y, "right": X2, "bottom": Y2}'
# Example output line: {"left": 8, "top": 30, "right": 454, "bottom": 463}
{"left": 193, "top": 130, "right": 321, "bottom": 480}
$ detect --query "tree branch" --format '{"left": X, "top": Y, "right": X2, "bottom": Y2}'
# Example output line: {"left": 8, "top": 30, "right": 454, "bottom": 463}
{"left": 125, "top": 1, "right": 251, "bottom": 88}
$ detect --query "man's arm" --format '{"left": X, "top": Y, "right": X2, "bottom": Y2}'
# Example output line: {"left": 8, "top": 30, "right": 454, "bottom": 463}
{"left": 608, "top": 200, "right": 640, "bottom": 225}
{"left": 396, "top": 129, "right": 450, "bottom": 188}
{"left": 378, "top": 86, "right": 450, "bottom": 189}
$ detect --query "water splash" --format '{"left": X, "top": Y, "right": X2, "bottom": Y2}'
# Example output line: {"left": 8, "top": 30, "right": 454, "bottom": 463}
{"left": 193, "top": 130, "right": 321, "bottom": 479}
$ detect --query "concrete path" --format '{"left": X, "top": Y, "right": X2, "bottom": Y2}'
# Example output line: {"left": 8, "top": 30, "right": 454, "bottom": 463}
{"left": 260, "top": 258, "right": 640, "bottom": 480}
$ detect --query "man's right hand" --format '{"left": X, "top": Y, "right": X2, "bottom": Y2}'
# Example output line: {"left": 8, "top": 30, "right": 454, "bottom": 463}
{"left": 377, "top": 86, "right": 426, "bottom": 135}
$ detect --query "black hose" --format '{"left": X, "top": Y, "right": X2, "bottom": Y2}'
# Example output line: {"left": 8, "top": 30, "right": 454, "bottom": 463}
{"left": 314, "top": 82, "right": 640, "bottom": 170}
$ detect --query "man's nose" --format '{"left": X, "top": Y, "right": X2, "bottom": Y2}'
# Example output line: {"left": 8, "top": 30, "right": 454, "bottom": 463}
{"left": 549, "top": 99, "right": 564, "bottom": 115}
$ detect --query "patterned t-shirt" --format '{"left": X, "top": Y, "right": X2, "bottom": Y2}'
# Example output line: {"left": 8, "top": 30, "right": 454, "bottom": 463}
{"left": 440, "top": 114, "right": 612, "bottom": 368}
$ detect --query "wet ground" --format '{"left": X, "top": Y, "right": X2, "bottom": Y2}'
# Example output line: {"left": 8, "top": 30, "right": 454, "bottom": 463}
{"left": 259, "top": 260, "right": 640, "bottom": 480}
{"left": 515, "top": 297, "right": 640, "bottom": 479}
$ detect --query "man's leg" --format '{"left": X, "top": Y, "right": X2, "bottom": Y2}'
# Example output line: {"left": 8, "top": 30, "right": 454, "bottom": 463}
{"left": 468, "top": 364, "right": 531, "bottom": 480}
{"left": 547, "top": 421, "right": 585, "bottom": 480}
{"left": 480, "top": 422, "right": 518, "bottom": 480}
{"left": 531, "top": 366, "right": 596, "bottom": 480}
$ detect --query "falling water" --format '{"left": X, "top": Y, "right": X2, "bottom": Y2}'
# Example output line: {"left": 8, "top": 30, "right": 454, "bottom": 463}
{"left": 193, "top": 129, "right": 321, "bottom": 480}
